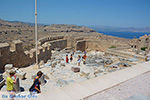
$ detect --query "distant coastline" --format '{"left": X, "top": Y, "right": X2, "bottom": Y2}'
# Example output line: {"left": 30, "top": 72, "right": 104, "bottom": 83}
{"left": 98, "top": 31, "right": 150, "bottom": 39}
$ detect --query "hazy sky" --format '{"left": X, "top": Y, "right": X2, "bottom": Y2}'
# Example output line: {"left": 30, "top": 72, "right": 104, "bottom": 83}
{"left": 0, "top": 0, "right": 150, "bottom": 27}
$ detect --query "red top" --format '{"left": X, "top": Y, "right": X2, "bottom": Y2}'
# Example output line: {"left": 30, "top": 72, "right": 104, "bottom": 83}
{"left": 66, "top": 56, "right": 69, "bottom": 63}
{"left": 83, "top": 55, "right": 87, "bottom": 60}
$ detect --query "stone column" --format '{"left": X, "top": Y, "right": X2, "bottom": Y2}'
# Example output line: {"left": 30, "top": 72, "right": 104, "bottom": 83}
{"left": 39, "top": 75, "right": 46, "bottom": 86}
{"left": 13, "top": 77, "right": 20, "bottom": 93}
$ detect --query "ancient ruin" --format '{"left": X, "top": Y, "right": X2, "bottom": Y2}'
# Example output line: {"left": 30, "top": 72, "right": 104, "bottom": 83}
{"left": 0, "top": 20, "right": 150, "bottom": 99}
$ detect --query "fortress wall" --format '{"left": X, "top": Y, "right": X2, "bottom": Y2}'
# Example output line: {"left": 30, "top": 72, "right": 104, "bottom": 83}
{"left": 85, "top": 40, "right": 111, "bottom": 52}
{"left": 0, "top": 35, "right": 132, "bottom": 72}
{"left": 85, "top": 38, "right": 129, "bottom": 52}
{"left": 72, "top": 37, "right": 84, "bottom": 49}
{"left": 39, "top": 36, "right": 64, "bottom": 45}
{"left": 65, "top": 36, "right": 74, "bottom": 48}
{"left": 0, "top": 40, "right": 52, "bottom": 72}
{"left": 65, "top": 34, "right": 101, "bottom": 49}
{"left": 0, "top": 43, "right": 11, "bottom": 71}
{"left": 75, "top": 37, "right": 115, "bottom": 52}
{"left": 0, "top": 35, "right": 101, "bottom": 72}
{"left": 63, "top": 35, "right": 84, "bottom": 49}
{"left": 75, "top": 40, "right": 86, "bottom": 51}
{"left": 66, "top": 38, "right": 72, "bottom": 48}
{"left": 49, "top": 39, "right": 67, "bottom": 50}
{"left": 38, "top": 44, "right": 51, "bottom": 63}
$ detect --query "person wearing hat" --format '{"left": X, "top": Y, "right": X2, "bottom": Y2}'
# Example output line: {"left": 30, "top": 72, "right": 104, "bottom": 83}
{"left": 6, "top": 71, "right": 16, "bottom": 100}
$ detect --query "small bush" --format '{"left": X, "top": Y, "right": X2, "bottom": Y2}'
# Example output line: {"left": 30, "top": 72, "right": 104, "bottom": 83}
{"left": 109, "top": 46, "right": 116, "bottom": 48}
{"left": 141, "top": 47, "right": 147, "bottom": 51}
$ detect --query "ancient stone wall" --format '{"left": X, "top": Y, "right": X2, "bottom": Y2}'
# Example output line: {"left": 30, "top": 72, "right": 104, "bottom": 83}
{"left": 0, "top": 36, "right": 68, "bottom": 72}
{"left": 48, "top": 39, "right": 67, "bottom": 50}
{"left": 105, "top": 49, "right": 145, "bottom": 60}
{"left": 129, "top": 35, "right": 150, "bottom": 52}
{"left": 0, "top": 34, "right": 131, "bottom": 72}
{"left": 85, "top": 40, "right": 112, "bottom": 52}
{"left": 75, "top": 40, "right": 86, "bottom": 51}
{"left": 39, "top": 36, "right": 64, "bottom": 45}
{"left": 65, "top": 36, "right": 84, "bottom": 49}
{"left": 0, "top": 40, "right": 51, "bottom": 72}
{"left": 0, "top": 43, "right": 10, "bottom": 72}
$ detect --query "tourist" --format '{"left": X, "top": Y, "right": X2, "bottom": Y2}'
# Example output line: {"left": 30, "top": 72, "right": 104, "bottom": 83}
{"left": 66, "top": 54, "right": 69, "bottom": 63}
{"left": 82, "top": 54, "right": 87, "bottom": 64}
{"left": 84, "top": 51, "right": 87, "bottom": 55}
{"left": 29, "top": 71, "right": 43, "bottom": 94}
{"left": 145, "top": 56, "right": 150, "bottom": 61}
{"left": 6, "top": 71, "right": 16, "bottom": 100}
{"left": 72, "top": 51, "right": 74, "bottom": 55}
{"left": 77, "top": 55, "right": 82, "bottom": 66}
{"left": 145, "top": 56, "right": 148, "bottom": 61}
{"left": 70, "top": 54, "right": 73, "bottom": 62}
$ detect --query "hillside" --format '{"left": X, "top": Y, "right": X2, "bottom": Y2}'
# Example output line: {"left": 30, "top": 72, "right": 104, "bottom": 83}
{"left": 0, "top": 19, "right": 97, "bottom": 50}
{"left": 90, "top": 25, "right": 150, "bottom": 33}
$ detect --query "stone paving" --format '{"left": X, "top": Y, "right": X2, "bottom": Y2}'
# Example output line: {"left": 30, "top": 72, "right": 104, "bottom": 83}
{"left": 38, "top": 61, "right": 150, "bottom": 100}
{"left": 85, "top": 71, "right": 150, "bottom": 100}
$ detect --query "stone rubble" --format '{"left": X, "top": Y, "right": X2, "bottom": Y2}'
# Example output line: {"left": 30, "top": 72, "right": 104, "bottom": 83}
{"left": 0, "top": 50, "right": 141, "bottom": 92}
{"left": 40, "top": 50, "right": 137, "bottom": 88}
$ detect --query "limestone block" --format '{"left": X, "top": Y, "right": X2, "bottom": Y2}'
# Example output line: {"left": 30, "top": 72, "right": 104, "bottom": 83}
{"left": 5, "top": 64, "right": 13, "bottom": 71}
{"left": 0, "top": 43, "right": 9, "bottom": 49}
{"left": 57, "top": 60, "right": 61, "bottom": 64}
{"left": 71, "top": 67, "right": 80, "bottom": 73}
{"left": 88, "top": 73, "right": 96, "bottom": 79}
{"left": 104, "top": 59, "right": 113, "bottom": 65}
{"left": 44, "top": 74, "right": 50, "bottom": 80}
{"left": 60, "top": 62, "right": 65, "bottom": 67}
{"left": 79, "top": 72, "right": 89, "bottom": 77}
{"left": 51, "top": 61, "right": 57, "bottom": 68}
{"left": 44, "top": 63, "right": 51, "bottom": 67}
{"left": 38, "top": 46, "right": 43, "bottom": 54}
{"left": 13, "top": 77, "right": 20, "bottom": 93}
{"left": 15, "top": 72, "right": 26, "bottom": 80}
{"left": 39, "top": 60, "right": 44, "bottom": 66}
{"left": 56, "top": 79, "right": 68, "bottom": 87}
{"left": 12, "top": 40, "right": 23, "bottom": 52}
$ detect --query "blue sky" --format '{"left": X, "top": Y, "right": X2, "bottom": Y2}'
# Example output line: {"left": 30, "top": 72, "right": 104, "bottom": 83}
{"left": 0, "top": 0, "right": 150, "bottom": 27}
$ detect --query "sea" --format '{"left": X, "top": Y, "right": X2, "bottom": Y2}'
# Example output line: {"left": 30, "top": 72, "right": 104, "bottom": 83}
{"left": 98, "top": 31, "right": 150, "bottom": 39}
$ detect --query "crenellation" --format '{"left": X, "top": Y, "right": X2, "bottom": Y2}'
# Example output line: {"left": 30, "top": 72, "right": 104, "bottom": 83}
{"left": 46, "top": 43, "right": 51, "bottom": 50}
{"left": 42, "top": 46, "right": 47, "bottom": 52}
{"left": 0, "top": 43, "right": 10, "bottom": 55}
{"left": 24, "top": 50, "right": 30, "bottom": 56}
{"left": 29, "top": 48, "right": 36, "bottom": 58}
{"left": 11, "top": 40, "right": 23, "bottom": 52}
{"left": 38, "top": 46, "right": 43, "bottom": 54}
{"left": 39, "top": 36, "right": 64, "bottom": 45}
{"left": 0, "top": 36, "right": 56, "bottom": 72}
